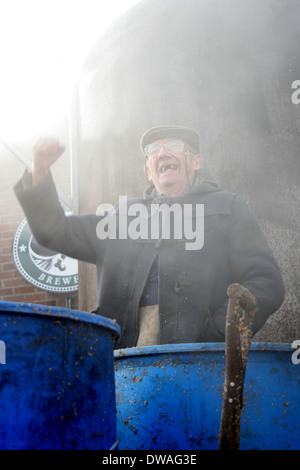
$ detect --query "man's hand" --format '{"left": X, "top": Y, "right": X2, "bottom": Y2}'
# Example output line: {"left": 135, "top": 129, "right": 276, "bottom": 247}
{"left": 32, "top": 138, "right": 66, "bottom": 186}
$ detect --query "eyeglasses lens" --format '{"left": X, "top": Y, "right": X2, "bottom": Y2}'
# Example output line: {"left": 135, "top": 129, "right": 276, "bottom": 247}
{"left": 145, "top": 140, "right": 184, "bottom": 158}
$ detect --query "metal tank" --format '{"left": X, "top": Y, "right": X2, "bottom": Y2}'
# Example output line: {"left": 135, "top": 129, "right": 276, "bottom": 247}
{"left": 114, "top": 343, "right": 300, "bottom": 450}
{"left": 73, "top": 0, "right": 300, "bottom": 342}
{"left": 0, "top": 301, "right": 120, "bottom": 450}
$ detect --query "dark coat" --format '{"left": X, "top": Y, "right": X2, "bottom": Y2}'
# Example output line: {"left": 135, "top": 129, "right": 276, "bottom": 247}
{"left": 14, "top": 172, "right": 285, "bottom": 348}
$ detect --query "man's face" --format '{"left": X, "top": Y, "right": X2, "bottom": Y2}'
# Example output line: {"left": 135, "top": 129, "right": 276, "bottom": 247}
{"left": 144, "top": 138, "right": 202, "bottom": 197}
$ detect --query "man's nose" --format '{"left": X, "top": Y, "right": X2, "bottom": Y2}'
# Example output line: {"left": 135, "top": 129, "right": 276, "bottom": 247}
{"left": 157, "top": 145, "right": 171, "bottom": 157}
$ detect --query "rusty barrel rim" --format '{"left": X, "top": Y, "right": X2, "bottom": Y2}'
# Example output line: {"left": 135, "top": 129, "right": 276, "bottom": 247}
{"left": 114, "top": 342, "right": 292, "bottom": 359}
{"left": 0, "top": 300, "right": 120, "bottom": 338}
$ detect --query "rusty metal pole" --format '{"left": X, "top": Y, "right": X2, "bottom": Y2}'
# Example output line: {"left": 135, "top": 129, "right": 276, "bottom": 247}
{"left": 219, "top": 283, "right": 256, "bottom": 450}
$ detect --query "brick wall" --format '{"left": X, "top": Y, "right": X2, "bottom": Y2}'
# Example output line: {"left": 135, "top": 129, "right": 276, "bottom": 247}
{"left": 0, "top": 136, "right": 78, "bottom": 310}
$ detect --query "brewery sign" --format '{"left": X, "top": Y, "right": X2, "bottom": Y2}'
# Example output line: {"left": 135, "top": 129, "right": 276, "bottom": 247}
{"left": 12, "top": 218, "right": 78, "bottom": 293}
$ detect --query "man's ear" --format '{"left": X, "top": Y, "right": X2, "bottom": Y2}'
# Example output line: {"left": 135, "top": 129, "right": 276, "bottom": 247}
{"left": 193, "top": 154, "right": 202, "bottom": 170}
{"left": 144, "top": 164, "right": 152, "bottom": 183}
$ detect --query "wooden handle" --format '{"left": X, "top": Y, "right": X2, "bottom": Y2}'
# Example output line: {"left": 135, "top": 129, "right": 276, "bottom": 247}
{"left": 218, "top": 283, "right": 256, "bottom": 450}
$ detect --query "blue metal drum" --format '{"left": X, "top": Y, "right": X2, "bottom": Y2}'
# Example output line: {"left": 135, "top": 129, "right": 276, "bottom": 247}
{"left": 114, "top": 343, "right": 300, "bottom": 450}
{"left": 0, "top": 301, "right": 120, "bottom": 450}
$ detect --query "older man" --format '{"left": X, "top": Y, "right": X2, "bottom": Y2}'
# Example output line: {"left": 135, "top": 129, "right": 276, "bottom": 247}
{"left": 14, "top": 125, "right": 284, "bottom": 348}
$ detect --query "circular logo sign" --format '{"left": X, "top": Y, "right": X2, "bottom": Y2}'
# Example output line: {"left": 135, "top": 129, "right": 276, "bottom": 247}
{"left": 12, "top": 218, "right": 78, "bottom": 293}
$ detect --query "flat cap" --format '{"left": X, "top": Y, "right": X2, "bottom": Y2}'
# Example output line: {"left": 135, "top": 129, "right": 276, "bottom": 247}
{"left": 140, "top": 125, "right": 200, "bottom": 154}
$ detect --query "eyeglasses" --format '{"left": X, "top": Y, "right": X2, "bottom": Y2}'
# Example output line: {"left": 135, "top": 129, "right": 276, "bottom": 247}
{"left": 144, "top": 140, "right": 185, "bottom": 158}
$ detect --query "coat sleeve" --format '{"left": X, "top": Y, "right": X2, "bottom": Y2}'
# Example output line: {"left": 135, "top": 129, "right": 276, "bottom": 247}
{"left": 14, "top": 170, "right": 99, "bottom": 265}
{"left": 211, "top": 195, "right": 285, "bottom": 337}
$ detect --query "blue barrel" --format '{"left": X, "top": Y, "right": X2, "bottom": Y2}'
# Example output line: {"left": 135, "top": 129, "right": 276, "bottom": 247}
{"left": 0, "top": 301, "right": 120, "bottom": 450}
{"left": 114, "top": 343, "right": 300, "bottom": 450}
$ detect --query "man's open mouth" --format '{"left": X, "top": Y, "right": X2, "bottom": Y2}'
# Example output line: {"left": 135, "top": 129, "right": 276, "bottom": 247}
{"left": 160, "top": 164, "right": 178, "bottom": 174}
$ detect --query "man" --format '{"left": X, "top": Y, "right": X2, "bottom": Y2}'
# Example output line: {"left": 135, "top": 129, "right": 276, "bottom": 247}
{"left": 14, "top": 125, "right": 285, "bottom": 348}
